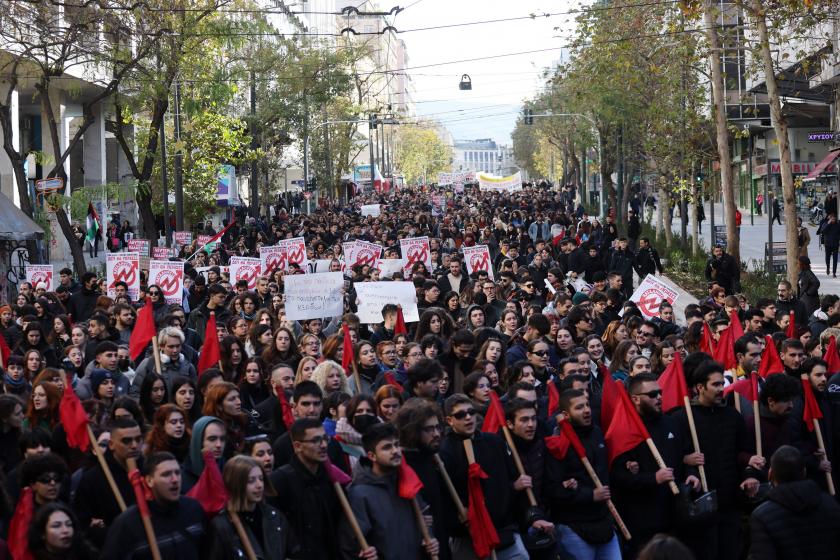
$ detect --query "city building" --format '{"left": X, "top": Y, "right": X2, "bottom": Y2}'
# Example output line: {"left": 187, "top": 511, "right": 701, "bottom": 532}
{"left": 452, "top": 138, "right": 516, "bottom": 175}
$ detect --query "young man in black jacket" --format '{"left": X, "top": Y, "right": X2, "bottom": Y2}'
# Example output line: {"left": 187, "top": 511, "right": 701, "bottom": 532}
{"left": 544, "top": 389, "right": 620, "bottom": 560}
{"left": 749, "top": 445, "right": 840, "bottom": 559}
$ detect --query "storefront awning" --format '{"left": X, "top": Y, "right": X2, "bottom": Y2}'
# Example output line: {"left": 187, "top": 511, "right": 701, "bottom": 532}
{"left": 803, "top": 149, "right": 840, "bottom": 182}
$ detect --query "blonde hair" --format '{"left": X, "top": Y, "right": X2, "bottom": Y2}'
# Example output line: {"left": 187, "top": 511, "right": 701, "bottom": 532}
{"left": 310, "top": 360, "right": 348, "bottom": 396}
{"left": 223, "top": 455, "right": 262, "bottom": 512}
{"left": 295, "top": 356, "right": 319, "bottom": 385}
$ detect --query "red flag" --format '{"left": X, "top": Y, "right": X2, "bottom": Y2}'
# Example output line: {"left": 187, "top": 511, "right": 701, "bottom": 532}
{"left": 547, "top": 380, "right": 560, "bottom": 417}
{"left": 544, "top": 433, "right": 571, "bottom": 460}
{"left": 600, "top": 378, "right": 622, "bottom": 431}
{"left": 397, "top": 459, "right": 424, "bottom": 499}
{"left": 729, "top": 310, "right": 744, "bottom": 340}
{"left": 724, "top": 372, "right": 759, "bottom": 402}
{"left": 8, "top": 487, "right": 33, "bottom": 560}
{"left": 394, "top": 306, "right": 408, "bottom": 336}
{"left": 712, "top": 325, "right": 737, "bottom": 370}
{"left": 786, "top": 311, "right": 796, "bottom": 339}
{"left": 481, "top": 391, "right": 506, "bottom": 433}
{"left": 0, "top": 334, "right": 10, "bottom": 368}
{"left": 274, "top": 385, "right": 295, "bottom": 430}
{"left": 823, "top": 336, "right": 840, "bottom": 375}
{"left": 466, "top": 462, "right": 500, "bottom": 558}
{"left": 604, "top": 385, "right": 650, "bottom": 466}
{"left": 383, "top": 372, "right": 404, "bottom": 392}
{"left": 129, "top": 297, "right": 156, "bottom": 362}
{"left": 128, "top": 468, "right": 152, "bottom": 518}
{"left": 186, "top": 451, "right": 229, "bottom": 515}
{"left": 659, "top": 352, "right": 689, "bottom": 413}
{"left": 59, "top": 375, "right": 90, "bottom": 452}
{"left": 758, "top": 335, "right": 784, "bottom": 378}
{"left": 801, "top": 376, "right": 823, "bottom": 432}
{"left": 325, "top": 458, "right": 351, "bottom": 485}
{"left": 559, "top": 418, "right": 588, "bottom": 460}
{"left": 701, "top": 322, "right": 717, "bottom": 355}
{"left": 341, "top": 323, "right": 354, "bottom": 376}
{"left": 197, "top": 312, "right": 221, "bottom": 376}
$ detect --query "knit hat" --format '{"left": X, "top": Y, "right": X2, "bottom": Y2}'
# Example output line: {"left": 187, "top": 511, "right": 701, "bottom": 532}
{"left": 572, "top": 292, "right": 590, "bottom": 305}
{"left": 89, "top": 368, "right": 113, "bottom": 396}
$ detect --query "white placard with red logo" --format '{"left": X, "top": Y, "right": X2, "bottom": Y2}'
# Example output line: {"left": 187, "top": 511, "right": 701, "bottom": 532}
{"left": 400, "top": 236, "right": 432, "bottom": 278}
{"left": 278, "top": 237, "right": 309, "bottom": 271}
{"left": 25, "top": 265, "right": 54, "bottom": 291}
{"left": 260, "top": 245, "right": 286, "bottom": 275}
{"left": 174, "top": 231, "right": 192, "bottom": 247}
{"left": 148, "top": 260, "right": 184, "bottom": 305}
{"left": 107, "top": 252, "right": 140, "bottom": 300}
{"left": 345, "top": 240, "right": 382, "bottom": 271}
{"left": 354, "top": 282, "right": 420, "bottom": 324}
{"left": 151, "top": 246, "right": 175, "bottom": 260}
{"left": 463, "top": 244, "right": 495, "bottom": 280}
{"left": 126, "top": 238, "right": 150, "bottom": 257}
{"left": 229, "top": 257, "right": 261, "bottom": 290}
{"left": 283, "top": 271, "right": 344, "bottom": 321}
{"left": 375, "top": 258, "right": 405, "bottom": 278}
{"left": 626, "top": 275, "right": 679, "bottom": 319}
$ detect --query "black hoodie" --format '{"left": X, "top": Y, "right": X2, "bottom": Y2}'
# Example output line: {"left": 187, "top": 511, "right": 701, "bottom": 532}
{"left": 749, "top": 479, "right": 840, "bottom": 559}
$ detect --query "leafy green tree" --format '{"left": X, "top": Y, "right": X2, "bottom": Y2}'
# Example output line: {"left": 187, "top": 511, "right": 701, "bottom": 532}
{"left": 394, "top": 126, "right": 453, "bottom": 186}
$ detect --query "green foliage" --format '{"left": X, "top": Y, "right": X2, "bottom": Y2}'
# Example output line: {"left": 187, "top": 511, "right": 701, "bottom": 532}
{"left": 394, "top": 126, "right": 453, "bottom": 185}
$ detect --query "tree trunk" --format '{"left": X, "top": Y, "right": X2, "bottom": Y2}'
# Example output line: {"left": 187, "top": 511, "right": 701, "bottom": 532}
{"left": 662, "top": 179, "right": 674, "bottom": 249}
{"left": 690, "top": 163, "right": 700, "bottom": 256}
{"left": 704, "top": 2, "right": 740, "bottom": 271}
{"left": 750, "top": 0, "right": 797, "bottom": 284}
{"left": 598, "top": 126, "right": 616, "bottom": 218}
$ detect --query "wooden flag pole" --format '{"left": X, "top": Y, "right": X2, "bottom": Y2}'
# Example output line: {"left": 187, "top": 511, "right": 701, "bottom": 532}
{"left": 683, "top": 395, "right": 708, "bottom": 492}
{"left": 151, "top": 335, "right": 163, "bottom": 375}
{"left": 644, "top": 438, "right": 680, "bottom": 495}
{"left": 501, "top": 426, "right": 537, "bottom": 506}
{"left": 353, "top": 366, "right": 363, "bottom": 398}
{"left": 813, "top": 418, "right": 836, "bottom": 496}
{"left": 87, "top": 425, "right": 126, "bottom": 511}
{"left": 577, "top": 454, "right": 632, "bottom": 541}
{"left": 125, "top": 458, "right": 161, "bottom": 560}
{"left": 410, "top": 497, "right": 439, "bottom": 560}
{"left": 333, "top": 481, "right": 371, "bottom": 552}
{"left": 432, "top": 454, "right": 468, "bottom": 523}
{"left": 463, "top": 440, "right": 497, "bottom": 560}
{"left": 753, "top": 401, "right": 762, "bottom": 458}
{"left": 734, "top": 394, "right": 741, "bottom": 413}
{"left": 228, "top": 507, "right": 258, "bottom": 560}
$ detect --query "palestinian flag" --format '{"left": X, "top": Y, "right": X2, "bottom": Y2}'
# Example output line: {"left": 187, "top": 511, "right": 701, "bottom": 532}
{"left": 85, "top": 202, "right": 99, "bottom": 243}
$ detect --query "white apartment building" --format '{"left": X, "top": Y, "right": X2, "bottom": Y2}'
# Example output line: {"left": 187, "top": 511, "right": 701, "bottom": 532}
{"left": 452, "top": 139, "right": 516, "bottom": 174}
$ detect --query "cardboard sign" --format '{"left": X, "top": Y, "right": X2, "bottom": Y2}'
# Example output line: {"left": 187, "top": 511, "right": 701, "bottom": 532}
{"left": 354, "top": 282, "right": 420, "bottom": 324}
{"left": 229, "top": 257, "right": 261, "bottom": 290}
{"left": 151, "top": 246, "right": 175, "bottom": 260}
{"left": 283, "top": 271, "right": 344, "bottom": 321}
{"left": 278, "top": 237, "right": 309, "bottom": 271}
{"left": 374, "top": 258, "right": 405, "bottom": 279}
{"left": 173, "top": 231, "right": 193, "bottom": 248}
{"left": 345, "top": 240, "right": 383, "bottom": 270}
{"left": 626, "top": 276, "right": 679, "bottom": 319}
{"left": 127, "top": 238, "right": 150, "bottom": 257}
{"left": 107, "top": 252, "right": 140, "bottom": 300}
{"left": 260, "top": 245, "right": 286, "bottom": 275}
{"left": 463, "top": 245, "right": 495, "bottom": 280}
{"left": 25, "top": 265, "right": 54, "bottom": 291}
{"left": 400, "top": 236, "right": 432, "bottom": 278}
{"left": 148, "top": 260, "right": 184, "bottom": 305}
{"left": 361, "top": 204, "right": 381, "bottom": 217}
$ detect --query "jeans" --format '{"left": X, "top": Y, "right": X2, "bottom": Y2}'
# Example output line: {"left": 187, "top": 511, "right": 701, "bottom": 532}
{"left": 555, "top": 525, "right": 621, "bottom": 560}
{"left": 826, "top": 245, "right": 838, "bottom": 275}
{"left": 450, "top": 533, "right": 529, "bottom": 560}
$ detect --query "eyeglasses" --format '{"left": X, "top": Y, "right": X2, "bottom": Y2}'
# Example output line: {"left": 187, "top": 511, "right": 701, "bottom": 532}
{"left": 450, "top": 409, "right": 476, "bottom": 420}
{"left": 301, "top": 436, "right": 330, "bottom": 446}
{"left": 634, "top": 389, "right": 662, "bottom": 399}
{"left": 149, "top": 291, "right": 161, "bottom": 296}
{"left": 530, "top": 350, "right": 548, "bottom": 357}
{"left": 36, "top": 473, "right": 61, "bottom": 484}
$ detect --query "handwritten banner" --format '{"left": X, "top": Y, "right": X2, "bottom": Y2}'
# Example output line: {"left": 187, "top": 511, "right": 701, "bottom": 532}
{"left": 148, "top": 260, "right": 184, "bottom": 305}
{"left": 107, "top": 252, "right": 140, "bottom": 300}
{"left": 283, "top": 271, "right": 344, "bottom": 321}
{"left": 354, "top": 282, "right": 420, "bottom": 324}
{"left": 374, "top": 258, "right": 405, "bottom": 279}
{"left": 361, "top": 204, "right": 381, "bottom": 217}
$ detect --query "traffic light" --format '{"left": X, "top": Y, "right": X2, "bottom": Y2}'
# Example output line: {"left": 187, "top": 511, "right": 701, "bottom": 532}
{"left": 524, "top": 108, "right": 533, "bottom": 125}
{"left": 307, "top": 177, "right": 317, "bottom": 190}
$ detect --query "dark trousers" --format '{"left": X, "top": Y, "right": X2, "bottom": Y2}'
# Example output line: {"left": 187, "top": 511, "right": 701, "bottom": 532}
{"left": 678, "top": 509, "right": 741, "bottom": 560}
{"left": 88, "top": 237, "right": 99, "bottom": 258}
{"left": 826, "top": 245, "right": 839, "bottom": 275}
{"left": 773, "top": 211, "right": 782, "bottom": 225}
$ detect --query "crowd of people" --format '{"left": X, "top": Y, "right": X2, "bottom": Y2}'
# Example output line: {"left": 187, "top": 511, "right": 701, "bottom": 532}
{"left": 0, "top": 183, "right": 839, "bottom": 560}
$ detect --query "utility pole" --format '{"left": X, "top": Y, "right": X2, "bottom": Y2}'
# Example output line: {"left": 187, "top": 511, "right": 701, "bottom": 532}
{"left": 617, "top": 124, "right": 624, "bottom": 225}
{"left": 159, "top": 119, "right": 171, "bottom": 247}
{"left": 323, "top": 104, "right": 333, "bottom": 198}
{"left": 249, "top": 70, "right": 258, "bottom": 218}
{"left": 303, "top": 109, "right": 310, "bottom": 213}
{"left": 173, "top": 80, "right": 184, "bottom": 231}
{"left": 368, "top": 113, "right": 377, "bottom": 191}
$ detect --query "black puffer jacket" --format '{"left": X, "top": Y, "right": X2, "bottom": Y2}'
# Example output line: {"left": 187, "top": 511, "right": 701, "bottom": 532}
{"left": 749, "top": 479, "right": 840, "bottom": 560}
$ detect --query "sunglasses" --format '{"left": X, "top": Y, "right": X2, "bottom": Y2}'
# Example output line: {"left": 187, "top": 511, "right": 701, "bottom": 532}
{"left": 634, "top": 389, "right": 662, "bottom": 399}
{"left": 450, "top": 409, "right": 476, "bottom": 420}
{"left": 530, "top": 350, "right": 548, "bottom": 357}
{"left": 149, "top": 291, "right": 161, "bottom": 296}
{"left": 36, "top": 473, "right": 61, "bottom": 484}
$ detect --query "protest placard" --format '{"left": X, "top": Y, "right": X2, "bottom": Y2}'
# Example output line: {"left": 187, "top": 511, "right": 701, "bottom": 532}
{"left": 260, "top": 245, "right": 286, "bottom": 275}
{"left": 229, "top": 257, "right": 261, "bottom": 290}
{"left": 107, "top": 252, "right": 140, "bottom": 300}
{"left": 173, "top": 231, "right": 192, "bottom": 248}
{"left": 151, "top": 246, "right": 175, "bottom": 260}
{"left": 127, "top": 238, "right": 150, "bottom": 257}
{"left": 354, "top": 282, "right": 419, "bottom": 324}
{"left": 345, "top": 240, "right": 382, "bottom": 270}
{"left": 400, "top": 236, "right": 432, "bottom": 278}
{"left": 626, "top": 275, "right": 680, "bottom": 319}
{"left": 463, "top": 245, "right": 495, "bottom": 280}
{"left": 148, "top": 260, "right": 184, "bottom": 305}
{"left": 278, "top": 237, "right": 309, "bottom": 271}
{"left": 306, "top": 259, "right": 335, "bottom": 274}
{"left": 478, "top": 171, "right": 522, "bottom": 193}
{"left": 361, "top": 204, "right": 381, "bottom": 217}
{"left": 283, "top": 271, "right": 344, "bottom": 321}
{"left": 374, "top": 258, "right": 404, "bottom": 279}
{"left": 25, "top": 265, "right": 54, "bottom": 291}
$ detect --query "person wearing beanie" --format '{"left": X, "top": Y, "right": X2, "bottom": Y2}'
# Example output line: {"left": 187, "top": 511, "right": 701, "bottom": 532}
{"left": 89, "top": 368, "right": 115, "bottom": 407}
{"left": 572, "top": 292, "right": 590, "bottom": 306}
{"left": 181, "top": 416, "right": 227, "bottom": 493}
